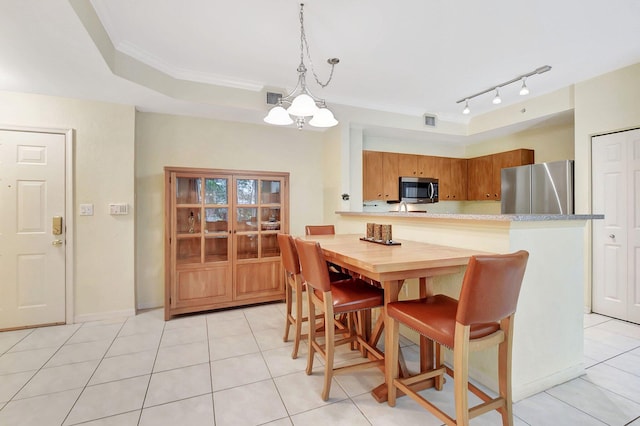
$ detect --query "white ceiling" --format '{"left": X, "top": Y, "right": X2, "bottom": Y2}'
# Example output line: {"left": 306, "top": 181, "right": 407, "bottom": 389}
{"left": 1, "top": 0, "right": 640, "bottom": 138}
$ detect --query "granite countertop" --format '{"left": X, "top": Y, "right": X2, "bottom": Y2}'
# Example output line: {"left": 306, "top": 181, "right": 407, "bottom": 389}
{"left": 336, "top": 211, "right": 604, "bottom": 221}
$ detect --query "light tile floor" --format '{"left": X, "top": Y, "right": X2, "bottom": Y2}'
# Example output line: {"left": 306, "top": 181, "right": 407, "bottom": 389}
{"left": 0, "top": 304, "right": 639, "bottom": 425}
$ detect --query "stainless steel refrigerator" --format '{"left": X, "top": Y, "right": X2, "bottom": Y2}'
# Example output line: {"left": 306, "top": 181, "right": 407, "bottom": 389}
{"left": 501, "top": 160, "right": 574, "bottom": 214}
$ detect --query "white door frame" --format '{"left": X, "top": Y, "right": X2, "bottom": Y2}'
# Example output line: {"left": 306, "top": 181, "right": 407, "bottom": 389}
{"left": 590, "top": 126, "right": 640, "bottom": 321}
{"left": 1, "top": 124, "right": 74, "bottom": 325}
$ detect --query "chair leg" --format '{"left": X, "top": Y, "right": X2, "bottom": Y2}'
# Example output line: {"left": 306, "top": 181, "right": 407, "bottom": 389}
{"left": 306, "top": 291, "right": 316, "bottom": 376}
{"left": 283, "top": 280, "right": 292, "bottom": 343}
{"left": 291, "top": 283, "right": 304, "bottom": 359}
{"left": 434, "top": 342, "right": 444, "bottom": 390}
{"left": 386, "top": 315, "right": 401, "bottom": 407}
{"left": 321, "top": 299, "right": 335, "bottom": 401}
{"left": 453, "top": 323, "right": 471, "bottom": 426}
{"left": 498, "top": 317, "right": 514, "bottom": 426}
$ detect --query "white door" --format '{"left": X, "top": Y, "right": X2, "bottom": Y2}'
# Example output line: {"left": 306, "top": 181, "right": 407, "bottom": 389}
{"left": 0, "top": 130, "right": 66, "bottom": 329}
{"left": 592, "top": 128, "right": 640, "bottom": 323}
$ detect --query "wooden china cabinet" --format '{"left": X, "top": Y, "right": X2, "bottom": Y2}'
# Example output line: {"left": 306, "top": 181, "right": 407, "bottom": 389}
{"left": 164, "top": 167, "right": 289, "bottom": 320}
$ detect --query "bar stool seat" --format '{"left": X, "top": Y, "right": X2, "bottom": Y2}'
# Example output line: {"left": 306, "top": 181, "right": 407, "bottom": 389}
{"left": 387, "top": 295, "right": 500, "bottom": 348}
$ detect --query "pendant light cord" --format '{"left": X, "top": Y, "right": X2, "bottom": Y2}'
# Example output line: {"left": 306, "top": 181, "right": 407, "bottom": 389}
{"left": 299, "top": 3, "right": 337, "bottom": 89}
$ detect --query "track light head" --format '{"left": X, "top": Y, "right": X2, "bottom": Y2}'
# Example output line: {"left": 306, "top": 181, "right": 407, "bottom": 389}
{"left": 519, "top": 78, "right": 529, "bottom": 96}
{"left": 492, "top": 89, "right": 502, "bottom": 104}
{"left": 462, "top": 100, "right": 470, "bottom": 115}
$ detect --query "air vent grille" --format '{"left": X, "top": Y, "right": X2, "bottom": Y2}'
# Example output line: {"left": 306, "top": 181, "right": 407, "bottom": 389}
{"left": 266, "top": 92, "right": 283, "bottom": 105}
{"left": 424, "top": 114, "right": 437, "bottom": 127}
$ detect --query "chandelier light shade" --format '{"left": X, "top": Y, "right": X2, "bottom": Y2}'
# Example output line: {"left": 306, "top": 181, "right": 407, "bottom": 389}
{"left": 456, "top": 65, "right": 551, "bottom": 115}
{"left": 264, "top": 105, "right": 293, "bottom": 125}
{"left": 263, "top": 3, "right": 339, "bottom": 130}
{"left": 309, "top": 107, "right": 339, "bottom": 127}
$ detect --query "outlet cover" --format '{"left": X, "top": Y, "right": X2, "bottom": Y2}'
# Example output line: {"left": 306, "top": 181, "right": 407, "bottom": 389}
{"left": 79, "top": 204, "right": 94, "bottom": 216}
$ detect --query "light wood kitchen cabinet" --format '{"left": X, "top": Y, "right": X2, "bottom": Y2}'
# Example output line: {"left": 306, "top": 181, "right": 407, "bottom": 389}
{"left": 397, "top": 153, "right": 418, "bottom": 177}
{"left": 440, "top": 157, "right": 468, "bottom": 200}
{"left": 467, "top": 155, "right": 494, "bottom": 200}
{"left": 467, "top": 149, "right": 534, "bottom": 200}
{"left": 363, "top": 151, "right": 399, "bottom": 201}
{"left": 164, "top": 166, "right": 288, "bottom": 320}
{"left": 417, "top": 155, "right": 440, "bottom": 178}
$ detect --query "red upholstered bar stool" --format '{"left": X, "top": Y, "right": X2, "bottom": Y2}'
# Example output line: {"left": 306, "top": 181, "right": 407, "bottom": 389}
{"left": 295, "top": 237, "right": 385, "bottom": 401}
{"left": 386, "top": 250, "right": 529, "bottom": 426}
{"left": 277, "top": 233, "right": 350, "bottom": 359}
{"left": 304, "top": 225, "right": 350, "bottom": 276}
{"left": 304, "top": 225, "right": 336, "bottom": 235}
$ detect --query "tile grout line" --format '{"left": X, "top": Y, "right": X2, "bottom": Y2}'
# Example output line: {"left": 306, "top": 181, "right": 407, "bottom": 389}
{"left": 135, "top": 317, "right": 167, "bottom": 426}
{"left": 205, "top": 314, "right": 217, "bottom": 426}
{"left": 60, "top": 320, "right": 127, "bottom": 426}
{"left": 251, "top": 306, "right": 296, "bottom": 424}
{"left": 3, "top": 323, "right": 85, "bottom": 413}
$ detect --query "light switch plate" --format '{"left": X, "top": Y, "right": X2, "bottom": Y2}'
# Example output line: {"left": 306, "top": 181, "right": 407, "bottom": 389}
{"left": 79, "top": 204, "right": 94, "bottom": 216}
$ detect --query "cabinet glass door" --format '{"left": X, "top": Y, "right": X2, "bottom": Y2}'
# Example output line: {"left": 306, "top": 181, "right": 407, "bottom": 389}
{"left": 175, "top": 176, "right": 202, "bottom": 264}
{"left": 234, "top": 177, "right": 283, "bottom": 260}
{"left": 204, "top": 177, "right": 230, "bottom": 262}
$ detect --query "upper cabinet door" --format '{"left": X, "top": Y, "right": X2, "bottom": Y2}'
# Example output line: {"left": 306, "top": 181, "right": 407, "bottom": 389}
{"left": 398, "top": 153, "right": 418, "bottom": 176}
{"left": 363, "top": 150, "right": 384, "bottom": 201}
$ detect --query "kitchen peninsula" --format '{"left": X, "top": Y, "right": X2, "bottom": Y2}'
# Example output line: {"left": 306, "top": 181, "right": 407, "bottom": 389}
{"left": 334, "top": 210, "right": 603, "bottom": 402}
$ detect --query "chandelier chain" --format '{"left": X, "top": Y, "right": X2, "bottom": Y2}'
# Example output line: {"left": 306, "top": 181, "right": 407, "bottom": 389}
{"left": 299, "top": 4, "right": 335, "bottom": 89}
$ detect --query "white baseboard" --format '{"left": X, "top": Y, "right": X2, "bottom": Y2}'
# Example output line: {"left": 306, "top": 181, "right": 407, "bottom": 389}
{"left": 512, "top": 364, "right": 585, "bottom": 402}
{"left": 450, "top": 361, "right": 585, "bottom": 403}
{"left": 74, "top": 308, "right": 136, "bottom": 324}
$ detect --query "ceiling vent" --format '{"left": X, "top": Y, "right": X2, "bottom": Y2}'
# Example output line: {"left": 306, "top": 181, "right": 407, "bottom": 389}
{"left": 266, "top": 92, "right": 283, "bottom": 105}
{"left": 423, "top": 114, "right": 437, "bottom": 127}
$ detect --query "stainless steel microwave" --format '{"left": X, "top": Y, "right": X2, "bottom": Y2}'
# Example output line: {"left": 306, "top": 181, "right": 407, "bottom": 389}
{"left": 399, "top": 177, "right": 438, "bottom": 203}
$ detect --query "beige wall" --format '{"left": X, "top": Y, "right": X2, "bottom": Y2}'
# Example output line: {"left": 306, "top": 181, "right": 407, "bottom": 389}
{"left": 573, "top": 62, "right": 640, "bottom": 310}
{"left": 574, "top": 62, "right": 640, "bottom": 213}
{"left": 134, "top": 112, "right": 328, "bottom": 309}
{"left": 0, "top": 90, "right": 136, "bottom": 320}
{"left": 464, "top": 120, "right": 575, "bottom": 162}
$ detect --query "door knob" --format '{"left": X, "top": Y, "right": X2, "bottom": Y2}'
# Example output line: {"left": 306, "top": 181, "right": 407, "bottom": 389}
{"left": 609, "top": 234, "right": 615, "bottom": 239}
{"left": 52, "top": 239, "right": 63, "bottom": 246}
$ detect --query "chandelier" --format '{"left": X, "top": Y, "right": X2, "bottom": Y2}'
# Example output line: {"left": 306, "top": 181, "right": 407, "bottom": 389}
{"left": 264, "top": 3, "right": 339, "bottom": 130}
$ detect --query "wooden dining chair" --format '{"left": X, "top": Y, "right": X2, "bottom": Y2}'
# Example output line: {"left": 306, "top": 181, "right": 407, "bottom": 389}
{"left": 304, "top": 224, "right": 337, "bottom": 235}
{"left": 277, "top": 233, "right": 350, "bottom": 359}
{"left": 386, "top": 250, "right": 529, "bottom": 426}
{"left": 294, "top": 237, "right": 385, "bottom": 401}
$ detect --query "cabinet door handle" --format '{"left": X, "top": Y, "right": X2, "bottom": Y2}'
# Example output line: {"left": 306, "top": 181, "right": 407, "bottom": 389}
{"left": 609, "top": 234, "right": 615, "bottom": 238}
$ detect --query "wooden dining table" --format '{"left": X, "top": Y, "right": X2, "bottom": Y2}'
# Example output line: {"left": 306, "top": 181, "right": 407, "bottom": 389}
{"left": 300, "top": 233, "right": 491, "bottom": 402}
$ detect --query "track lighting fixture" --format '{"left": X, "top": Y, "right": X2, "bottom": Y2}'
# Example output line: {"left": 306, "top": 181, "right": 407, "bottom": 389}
{"left": 456, "top": 65, "right": 551, "bottom": 114}
{"left": 492, "top": 89, "right": 502, "bottom": 104}
{"left": 519, "top": 77, "right": 529, "bottom": 96}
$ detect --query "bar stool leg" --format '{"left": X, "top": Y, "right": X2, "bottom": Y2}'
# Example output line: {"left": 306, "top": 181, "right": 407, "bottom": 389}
{"left": 291, "top": 282, "right": 304, "bottom": 359}
{"left": 283, "top": 280, "right": 293, "bottom": 343}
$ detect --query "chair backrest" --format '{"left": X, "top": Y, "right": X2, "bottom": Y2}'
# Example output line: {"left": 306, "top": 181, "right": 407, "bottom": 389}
{"left": 294, "top": 238, "right": 332, "bottom": 292}
{"left": 305, "top": 225, "right": 336, "bottom": 235}
{"left": 456, "top": 250, "right": 529, "bottom": 326}
{"left": 277, "top": 233, "right": 300, "bottom": 276}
